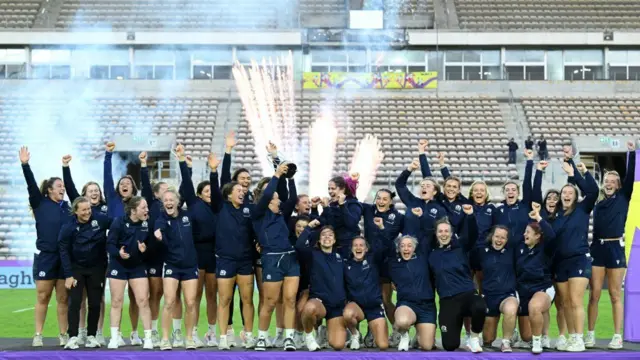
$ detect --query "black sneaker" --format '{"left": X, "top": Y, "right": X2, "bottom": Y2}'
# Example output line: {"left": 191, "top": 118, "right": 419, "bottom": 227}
{"left": 255, "top": 337, "right": 267, "bottom": 351}
{"left": 284, "top": 337, "right": 296, "bottom": 351}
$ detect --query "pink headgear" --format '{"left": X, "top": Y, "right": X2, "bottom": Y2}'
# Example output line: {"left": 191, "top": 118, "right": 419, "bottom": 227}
{"left": 343, "top": 175, "right": 359, "bottom": 197}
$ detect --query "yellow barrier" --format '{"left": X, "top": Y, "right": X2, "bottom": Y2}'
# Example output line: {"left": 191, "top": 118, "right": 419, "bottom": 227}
{"left": 302, "top": 72, "right": 438, "bottom": 89}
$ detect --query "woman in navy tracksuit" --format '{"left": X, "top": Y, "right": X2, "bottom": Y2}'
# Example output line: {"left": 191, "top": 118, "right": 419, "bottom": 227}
{"left": 138, "top": 151, "right": 175, "bottom": 346}
{"left": 58, "top": 197, "right": 112, "bottom": 350}
{"left": 342, "top": 231, "right": 389, "bottom": 350}
{"left": 467, "top": 180, "right": 498, "bottom": 293}
{"left": 61, "top": 154, "right": 109, "bottom": 345}
{"left": 103, "top": 141, "right": 142, "bottom": 345}
{"left": 361, "top": 189, "right": 403, "bottom": 346}
{"left": 516, "top": 204, "right": 558, "bottom": 354}
{"left": 105, "top": 196, "right": 153, "bottom": 350}
{"left": 318, "top": 175, "right": 363, "bottom": 258}
{"left": 20, "top": 146, "right": 73, "bottom": 347}
{"left": 553, "top": 157, "right": 599, "bottom": 352}
{"left": 586, "top": 141, "right": 636, "bottom": 349}
{"left": 388, "top": 229, "right": 435, "bottom": 351}
{"left": 252, "top": 163, "right": 299, "bottom": 351}
{"left": 478, "top": 224, "right": 518, "bottom": 352}
{"left": 429, "top": 206, "right": 485, "bottom": 353}
{"left": 153, "top": 188, "right": 199, "bottom": 351}
{"left": 297, "top": 223, "right": 347, "bottom": 351}
{"left": 395, "top": 159, "right": 446, "bottom": 243}
{"left": 178, "top": 150, "right": 219, "bottom": 347}
{"left": 210, "top": 152, "right": 256, "bottom": 350}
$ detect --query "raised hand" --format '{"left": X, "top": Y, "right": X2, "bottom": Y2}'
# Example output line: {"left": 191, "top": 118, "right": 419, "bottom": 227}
{"left": 411, "top": 207, "right": 423, "bottom": 217}
{"left": 321, "top": 197, "right": 330, "bottom": 208}
{"left": 529, "top": 202, "right": 542, "bottom": 221}
{"left": 373, "top": 217, "right": 384, "bottom": 229}
{"left": 275, "top": 163, "right": 288, "bottom": 178}
{"left": 19, "top": 146, "right": 30, "bottom": 164}
{"left": 437, "top": 152, "right": 445, "bottom": 167}
{"left": 408, "top": 159, "right": 419, "bottom": 172}
{"left": 350, "top": 172, "right": 360, "bottom": 181}
{"left": 418, "top": 139, "right": 428, "bottom": 153}
{"left": 311, "top": 196, "right": 321, "bottom": 208}
{"left": 139, "top": 151, "right": 147, "bottom": 166}
{"left": 537, "top": 160, "right": 548, "bottom": 171}
{"left": 154, "top": 229, "right": 162, "bottom": 241}
{"left": 185, "top": 155, "right": 193, "bottom": 168}
{"left": 524, "top": 149, "right": 534, "bottom": 160}
{"left": 308, "top": 219, "right": 321, "bottom": 228}
{"left": 138, "top": 241, "right": 147, "bottom": 253}
{"left": 337, "top": 193, "right": 346, "bottom": 205}
{"left": 175, "top": 144, "right": 185, "bottom": 160}
{"left": 628, "top": 140, "right": 636, "bottom": 151}
{"left": 562, "top": 161, "right": 574, "bottom": 176}
{"left": 462, "top": 204, "right": 474, "bottom": 215}
{"left": 62, "top": 154, "right": 72, "bottom": 167}
{"left": 119, "top": 246, "right": 130, "bottom": 260}
{"left": 105, "top": 142, "right": 115, "bottom": 153}
{"left": 225, "top": 131, "right": 237, "bottom": 151}
{"left": 563, "top": 144, "right": 574, "bottom": 160}
{"left": 576, "top": 162, "right": 587, "bottom": 174}
{"left": 266, "top": 141, "right": 278, "bottom": 156}
{"left": 208, "top": 153, "right": 221, "bottom": 171}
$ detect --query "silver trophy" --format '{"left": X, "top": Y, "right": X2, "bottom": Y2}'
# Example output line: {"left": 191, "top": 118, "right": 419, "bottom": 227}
{"left": 267, "top": 151, "right": 297, "bottom": 178}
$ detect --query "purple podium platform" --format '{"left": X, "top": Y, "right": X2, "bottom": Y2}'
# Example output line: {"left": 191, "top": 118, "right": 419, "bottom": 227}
{"left": 1, "top": 338, "right": 640, "bottom": 360}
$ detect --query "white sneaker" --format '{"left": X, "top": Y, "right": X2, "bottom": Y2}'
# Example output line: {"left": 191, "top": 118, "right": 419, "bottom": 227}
{"left": 77, "top": 329, "right": 87, "bottom": 345}
{"left": 609, "top": 334, "right": 623, "bottom": 350}
{"left": 501, "top": 339, "right": 512, "bottom": 352}
{"left": 541, "top": 335, "right": 551, "bottom": 349}
{"left": 468, "top": 336, "right": 483, "bottom": 353}
{"left": 32, "top": 334, "right": 43, "bottom": 347}
{"left": 388, "top": 329, "right": 401, "bottom": 347}
{"left": 59, "top": 333, "right": 69, "bottom": 346}
{"left": 117, "top": 332, "right": 126, "bottom": 346}
{"left": 532, "top": 336, "right": 543, "bottom": 354}
{"left": 64, "top": 336, "right": 79, "bottom": 350}
{"left": 143, "top": 337, "right": 154, "bottom": 350}
{"left": 585, "top": 331, "right": 596, "bottom": 348}
{"left": 305, "top": 333, "right": 320, "bottom": 351}
{"left": 350, "top": 330, "right": 361, "bottom": 350}
{"left": 273, "top": 332, "right": 285, "bottom": 347}
{"left": 244, "top": 332, "right": 256, "bottom": 349}
{"left": 171, "top": 329, "right": 184, "bottom": 348}
{"left": 316, "top": 325, "right": 329, "bottom": 349}
{"left": 556, "top": 335, "right": 568, "bottom": 351}
{"left": 567, "top": 335, "right": 586, "bottom": 352}
{"left": 130, "top": 332, "right": 142, "bottom": 346}
{"left": 185, "top": 339, "right": 197, "bottom": 350}
{"left": 510, "top": 328, "right": 520, "bottom": 345}
{"left": 464, "top": 333, "right": 471, "bottom": 348}
{"left": 294, "top": 332, "right": 306, "bottom": 349}
{"left": 398, "top": 332, "right": 410, "bottom": 351}
{"left": 107, "top": 337, "right": 119, "bottom": 349}
{"left": 192, "top": 330, "right": 204, "bottom": 348}
{"left": 85, "top": 335, "right": 101, "bottom": 348}
{"left": 151, "top": 330, "right": 161, "bottom": 348}
{"left": 255, "top": 337, "right": 268, "bottom": 351}
{"left": 96, "top": 331, "right": 106, "bottom": 346}
{"left": 226, "top": 329, "right": 236, "bottom": 347}
{"left": 284, "top": 337, "right": 296, "bottom": 351}
{"left": 514, "top": 339, "right": 531, "bottom": 348}
{"left": 205, "top": 331, "right": 218, "bottom": 347}
{"left": 218, "top": 335, "right": 230, "bottom": 350}
{"left": 159, "top": 339, "right": 172, "bottom": 351}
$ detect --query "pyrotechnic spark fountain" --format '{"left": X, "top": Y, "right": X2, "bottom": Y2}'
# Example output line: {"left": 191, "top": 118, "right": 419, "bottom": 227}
{"left": 309, "top": 112, "right": 338, "bottom": 197}
{"left": 232, "top": 51, "right": 298, "bottom": 175}
{"left": 349, "top": 135, "right": 385, "bottom": 201}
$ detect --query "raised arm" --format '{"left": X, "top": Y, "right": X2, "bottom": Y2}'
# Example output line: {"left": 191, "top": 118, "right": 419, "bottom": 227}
{"left": 295, "top": 223, "right": 319, "bottom": 259}
{"left": 395, "top": 159, "right": 421, "bottom": 206}
{"left": 622, "top": 143, "right": 637, "bottom": 200}
{"left": 521, "top": 150, "right": 535, "bottom": 209}
{"left": 103, "top": 142, "right": 118, "bottom": 203}
{"left": 437, "top": 152, "right": 452, "bottom": 180}
{"left": 417, "top": 140, "right": 432, "bottom": 178}
{"left": 220, "top": 131, "right": 236, "bottom": 187}
{"left": 19, "top": 147, "right": 42, "bottom": 209}
{"left": 254, "top": 176, "right": 279, "bottom": 219}
{"left": 208, "top": 154, "right": 223, "bottom": 213}
{"left": 532, "top": 161, "right": 547, "bottom": 204}
{"left": 138, "top": 151, "right": 155, "bottom": 205}
{"left": 563, "top": 161, "right": 599, "bottom": 213}
{"left": 61, "top": 155, "right": 81, "bottom": 203}
{"left": 174, "top": 145, "right": 198, "bottom": 207}
{"left": 282, "top": 178, "right": 297, "bottom": 220}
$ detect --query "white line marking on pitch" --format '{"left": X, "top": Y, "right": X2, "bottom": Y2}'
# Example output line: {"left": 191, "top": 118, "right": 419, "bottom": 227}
{"left": 13, "top": 305, "right": 50, "bottom": 313}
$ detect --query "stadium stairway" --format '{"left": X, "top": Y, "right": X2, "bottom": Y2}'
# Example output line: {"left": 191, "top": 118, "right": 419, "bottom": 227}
{"left": 32, "top": 0, "right": 62, "bottom": 28}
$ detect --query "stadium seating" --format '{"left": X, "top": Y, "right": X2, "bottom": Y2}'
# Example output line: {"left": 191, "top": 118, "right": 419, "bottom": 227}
{"left": 56, "top": 0, "right": 285, "bottom": 29}
{"left": 234, "top": 95, "right": 518, "bottom": 186}
{"left": 0, "top": 0, "right": 42, "bottom": 28}
{"left": 522, "top": 96, "right": 640, "bottom": 157}
{"left": 454, "top": 0, "right": 640, "bottom": 30}
{"left": 384, "top": 0, "right": 432, "bottom": 16}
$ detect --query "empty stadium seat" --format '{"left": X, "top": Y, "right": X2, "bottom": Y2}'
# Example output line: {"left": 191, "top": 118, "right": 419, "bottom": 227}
{"left": 0, "top": 0, "right": 42, "bottom": 28}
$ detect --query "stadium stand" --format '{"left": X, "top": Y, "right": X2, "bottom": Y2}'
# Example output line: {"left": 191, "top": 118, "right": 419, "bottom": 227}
{"left": 384, "top": 0, "right": 433, "bottom": 16}
{"left": 56, "top": 0, "right": 287, "bottom": 29}
{"left": 234, "top": 94, "right": 518, "bottom": 187}
{"left": 522, "top": 96, "right": 640, "bottom": 157}
{"left": 0, "top": 0, "right": 43, "bottom": 29}
{"left": 454, "top": 0, "right": 640, "bottom": 30}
